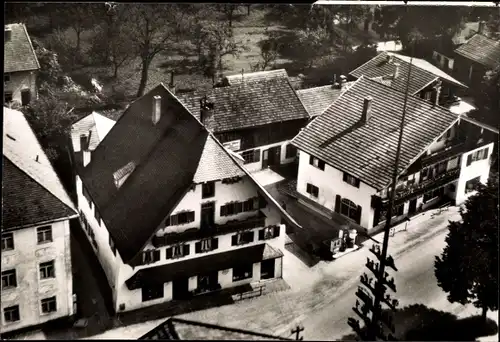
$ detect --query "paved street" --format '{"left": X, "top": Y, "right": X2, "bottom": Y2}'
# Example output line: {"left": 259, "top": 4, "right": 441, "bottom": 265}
{"left": 82, "top": 206, "right": 498, "bottom": 341}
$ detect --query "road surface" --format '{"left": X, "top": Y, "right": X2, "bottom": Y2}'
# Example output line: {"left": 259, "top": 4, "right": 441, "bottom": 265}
{"left": 82, "top": 207, "right": 498, "bottom": 341}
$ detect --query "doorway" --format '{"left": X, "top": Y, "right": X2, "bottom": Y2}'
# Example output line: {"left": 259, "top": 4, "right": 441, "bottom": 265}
{"left": 408, "top": 198, "right": 417, "bottom": 215}
{"left": 267, "top": 146, "right": 281, "bottom": 167}
{"left": 200, "top": 202, "right": 215, "bottom": 232}
{"left": 172, "top": 277, "right": 190, "bottom": 300}
{"left": 197, "top": 271, "right": 218, "bottom": 292}
{"left": 260, "top": 259, "right": 276, "bottom": 280}
{"left": 21, "top": 89, "right": 31, "bottom": 106}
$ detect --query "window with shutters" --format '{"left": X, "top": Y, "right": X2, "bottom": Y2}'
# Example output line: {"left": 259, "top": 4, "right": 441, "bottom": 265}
{"left": 232, "top": 263, "right": 253, "bottom": 282}
{"left": 309, "top": 156, "right": 325, "bottom": 171}
{"left": 2, "top": 232, "right": 14, "bottom": 251}
{"left": 465, "top": 176, "right": 481, "bottom": 193}
{"left": 166, "top": 211, "right": 195, "bottom": 226}
{"left": 259, "top": 226, "right": 280, "bottom": 240}
{"left": 467, "top": 147, "right": 489, "bottom": 166}
{"left": 166, "top": 244, "right": 190, "bottom": 259}
{"left": 141, "top": 250, "right": 160, "bottom": 265}
{"left": 306, "top": 183, "right": 319, "bottom": 198}
{"left": 2, "top": 269, "right": 17, "bottom": 289}
{"left": 221, "top": 198, "right": 258, "bottom": 217}
{"left": 232, "top": 231, "right": 254, "bottom": 246}
{"left": 343, "top": 172, "right": 360, "bottom": 188}
{"left": 202, "top": 181, "right": 215, "bottom": 199}
{"left": 199, "top": 238, "right": 215, "bottom": 252}
{"left": 241, "top": 149, "right": 261, "bottom": 164}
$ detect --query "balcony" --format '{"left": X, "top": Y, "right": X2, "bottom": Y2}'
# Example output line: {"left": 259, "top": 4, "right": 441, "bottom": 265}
{"left": 152, "top": 211, "right": 267, "bottom": 247}
{"left": 420, "top": 141, "right": 466, "bottom": 168}
{"left": 380, "top": 167, "right": 460, "bottom": 206}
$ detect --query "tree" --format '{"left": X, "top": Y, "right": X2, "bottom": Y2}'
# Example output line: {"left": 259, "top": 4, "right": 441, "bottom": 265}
{"left": 57, "top": 4, "right": 99, "bottom": 54}
{"left": 435, "top": 173, "right": 499, "bottom": 321}
{"left": 251, "top": 29, "right": 282, "bottom": 71}
{"left": 217, "top": 4, "right": 239, "bottom": 27}
{"left": 121, "top": 4, "right": 191, "bottom": 97}
{"left": 471, "top": 66, "right": 500, "bottom": 128}
{"left": 294, "top": 27, "right": 331, "bottom": 69}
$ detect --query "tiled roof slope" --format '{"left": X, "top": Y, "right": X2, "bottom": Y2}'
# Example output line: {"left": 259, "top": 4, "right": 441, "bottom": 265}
{"left": 178, "top": 77, "right": 310, "bottom": 132}
{"left": 80, "top": 84, "right": 300, "bottom": 263}
{"left": 297, "top": 83, "right": 355, "bottom": 117}
{"left": 291, "top": 77, "right": 460, "bottom": 190}
{"left": 2, "top": 107, "right": 77, "bottom": 230}
{"left": 140, "top": 317, "right": 291, "bottom": 340}
{"left": 71, "top": 112, "right": 116, "bottom": 151}
{"left": 224, "top": 69, "right": 289, "bottom": 86}
{"left": 4, "top": 23, "right": 40, "bottom": 73}
{"left": 350, "top": 52, "right": 466, "bottom": 95}
{"left": 454, "top": 33, "right": 500, "bottom": 69}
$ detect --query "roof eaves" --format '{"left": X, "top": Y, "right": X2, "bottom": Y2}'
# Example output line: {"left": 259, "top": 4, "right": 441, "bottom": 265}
{"left": 22, "top": 23, "right": 40, "bottom": 70}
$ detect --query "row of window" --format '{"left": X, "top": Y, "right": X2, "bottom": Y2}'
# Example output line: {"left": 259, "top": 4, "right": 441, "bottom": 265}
{"left": 1, "top": 226, "right": 53, "bottom": 252}
{"left": 466, "top": 147, "right": 489, "bottom": 166}
{"left": 309, "top": 157, "right": 361, "bottom": 188}
{"left": 80, "top": 211, "right": 99, "bottom": 251}
{"left": 2, "top": 260, "right": 55, "bottom": 290}
{"left": 3, "top": 89, "right": 32, "bottom": 106}
{"left": 220, "top": 197, "right": 263, "bottom": 216}
{"left": 3, "top": 297, "right": 57, "bottom": 323}
{"left": 240, "top": 144, "right": 296, "bottom": 165}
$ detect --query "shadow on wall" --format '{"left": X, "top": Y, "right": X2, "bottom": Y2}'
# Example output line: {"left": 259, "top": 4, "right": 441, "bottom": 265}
{"left": 340, "top": 303, "right": 498, "bottom": 341}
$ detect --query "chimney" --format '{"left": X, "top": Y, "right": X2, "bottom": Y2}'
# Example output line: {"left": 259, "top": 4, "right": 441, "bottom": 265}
{"left": 152, "top": 95, "right": 161, "bottom": 125}
{"left": 332, "top": 74, "right": 339, "bottom": 89}
{"left": 361, "top": 96, "right": 373, "bottom": 123}
{"left": 200, "top": 96, "right": 215, "bottom": 130}
{"left": 478, "top": 21, "right": 486, "bottom": 34}
{"left": 340, "top": 75, "right": 347, "bottom": 89}
{"left": 5, "top": 27, "right": 12, "bottom": 42}
{"left": 81, "top": 132, "right": 91, "bottom": 167}
{"left": 434, "top": 80, "right": 442, "bottom": 106}
{"left": 386, "top": 54, "right": 393, "bottom": 63}
{"left": 169, "top": 72, "right": 176, "bottom": 94}
{"left": 393, "top": 63, "right": 400, "bottom": 79}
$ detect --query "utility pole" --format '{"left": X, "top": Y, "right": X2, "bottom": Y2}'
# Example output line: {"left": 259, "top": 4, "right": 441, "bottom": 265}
{"left": 347, "top": 31, "right": 416, "bottom": 341}
{"left": 291, "top": 325, "right": 304, "bottom": 340}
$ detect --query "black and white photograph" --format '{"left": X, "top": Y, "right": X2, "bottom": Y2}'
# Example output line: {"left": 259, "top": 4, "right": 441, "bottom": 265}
{"left": 2, "top": 1, "right": 499, "bottom": 340}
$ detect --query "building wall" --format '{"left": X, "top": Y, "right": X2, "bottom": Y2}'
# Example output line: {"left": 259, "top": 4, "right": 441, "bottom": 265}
{"left": 296, "top": 150, "right": 377, "bottom": 229}
{"left": 1, "top": 220, "right": 73, "bottom": 333}
{"left": 4, "top": 71, "right": 37, "bottom": 105}
{"left": 239, "top": 140, "right": 297, "bottom": 173}
{"left": 455, "top": 142, "right": 494, "bottom": 204}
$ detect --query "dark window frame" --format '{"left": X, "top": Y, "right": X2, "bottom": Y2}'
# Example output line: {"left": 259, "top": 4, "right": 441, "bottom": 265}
{"left": 241, "top": 149, "right": 261, "bottom": 164}
{"left": 231, "top": 230, "right": 254, "bottom": 246}
{"left": 41, "top": 296, "right": 57, "bottom": 314}
{"left": 343, "top": 172, "right": 361, "bottom": 188}
{"left": 465, "top": 176, "right": 481, "bottom": 193}
{"left": 39, "top": 260, "right": 55, "bottom": 279}
{"left": 141, "top": 283, "right": 164, "bottom": 302}
{"left": 1, "top": 269, "right": 17, "bottom": 289}
{"left": 232, "top": 263, "right": 254, "bottom": 282}
{"left": 167, "top": 211, "right": 195, "bottom": 226}
{"left": 309, "top": 156, "right": 326, "bottom": 171}
{"left": 306, "top": 183, "right": 319, "bottom": 198}
{"left": 340, "top": 198, "right": 358, "bottom": 220}
{"left": 202, "top": 181, "right": 216, "bottom": 199}
{"left": 3, "top": 305, "right": 20, "bottom": 323}
{"left": 285, "top": 144, "right": 297, "bottom": 159}
{"left": 37, "top": 226, "right": 53, "bottom": 244}
{"left": 141, "top": 250, "right": 160, "bottom": 265}
{"left": 1, "top": 232, "right": 14, "bottom": 251}
{"left": 4, "top": 92, "right": 13, "bottom": 103}
{"left": 4, "top": 74, "right": 11, "bottom": 83}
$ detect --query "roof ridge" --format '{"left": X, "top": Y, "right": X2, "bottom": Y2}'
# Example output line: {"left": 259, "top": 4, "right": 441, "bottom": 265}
{"left": 286, "top": 76, "right": 311, "bottom": 119}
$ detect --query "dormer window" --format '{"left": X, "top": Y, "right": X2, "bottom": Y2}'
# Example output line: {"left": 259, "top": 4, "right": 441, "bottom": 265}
{"left": 113, "top": 161, "right": 136, "bottom": 189}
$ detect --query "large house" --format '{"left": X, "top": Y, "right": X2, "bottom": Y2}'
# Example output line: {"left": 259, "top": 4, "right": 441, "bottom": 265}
{"left": 350, "top": 51, "right": 474, "bottom": 115}
{"left": 2, "top": 108, "right": 78, "bottom": 334}
{"left": 290, "top": 76, "right": 497, "bottom": 232}
{"left": 179, "top": 70, "right": 310, "bottom": 172}
{"left": 453, "top": 32, "right": 500, "bottom": 88}
{"left": 70, "top": 83, "right": 298, "bottom": 313}
{"left": 4, "top": 24, "right": 40, "bottom": 106}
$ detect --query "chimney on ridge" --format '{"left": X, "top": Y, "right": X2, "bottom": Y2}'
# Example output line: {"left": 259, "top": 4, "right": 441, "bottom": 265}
{"left": 81, "top": 131, "right": 92, "bottom": 167}
{"left": 340, "top": 75, "right": 347, "bottom": 89}
{"left": 332, "top": 74, "right": 340, "bottom": 89}
{"left": 433, "top": 79, "right": 442, "bottom": 106}
{"left": 386, "top": 54, "right": 393, "bottom": 63}
{"left": 169, "top": 72, "right": 176, "bottom": 94}
{"left": 393, "top": 62, "right": 400, "bottom": 79}
{"left": 5, "top": 27, "right": 12, "bottom": 43}
{"left": 478, "top": 21, "right": 486, "bottom": 35}
{"left": 152, "top": 95, "right": 161, "bottom": 125}
{"left": 200, "top": 95, "right": 215, "bottom": 130}
{"left": 361, "top": 96, "right": 373, "bottom": 124}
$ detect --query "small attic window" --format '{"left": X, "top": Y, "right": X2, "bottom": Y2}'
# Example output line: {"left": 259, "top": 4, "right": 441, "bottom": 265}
{"left": 113, "top": 161, "right": 137, "bottom": 189}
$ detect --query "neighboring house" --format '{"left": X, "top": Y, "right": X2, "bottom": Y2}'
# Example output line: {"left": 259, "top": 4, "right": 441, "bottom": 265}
{"left": 139, "top": 317, "right": 292, "bottom": 340}
{"left": 297, "top": 77, "right": 355, "bottom": 118}
{"left": 179, "top": 70, "right": 310, "bottom": 173}
{"left": 70, "top": 83, "right": 298, "bottom": 313}
{"left": 453, "top": 33, "right": 500, "bottom": 88}
{"left": 4, "top": 24, "right": 40, "bottom": 106}
{"left": 2, "top": 108, "right": 78, "bottom": 334}
{"left": 350, "top": 51, "right": 474, "bottom": 115}
{"left": 290, "top": 76, "right": 498, "bottom": 232}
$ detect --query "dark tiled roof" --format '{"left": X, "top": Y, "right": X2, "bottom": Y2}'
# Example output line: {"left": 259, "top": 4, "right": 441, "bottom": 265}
{"left": 4, "top": 23, "right": 40, "bottom": 73}
{"left": 79, "top": 84, "right": 299, "bottom": 263}
{"left": 140, "top": 317, "right": 291, "bottom": 340}
{"left": 350, "top": 52, "right": 466, "bottom": 95}
{"left": 2, "top": 158, "right": 76, "bottom": 230}
{"left": 178, "top": 77, "right": 310, "bottom": 133}
{"left": 290, "top": 77, "right": 460, "bottom": 190}
{"left": 127, "top": 243, "right": 283, "bottom": 290}
{"left": 454, "top": 34, "right": 500, "bottom": 69}
{"left": 224, "top": 69, "right": 289, "bottom": 86}
{"left": 297, "top": 83, "right": 354, "bottom": 117}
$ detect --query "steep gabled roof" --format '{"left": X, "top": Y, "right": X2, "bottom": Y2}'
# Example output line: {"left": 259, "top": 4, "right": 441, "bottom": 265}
{"left": 2, "top": 107, "right": 77, "bottom": 230}
{"left": 178, "top": 77, "right": 310, "bottom": 132}
{"left": 224, "top": 69, "right": 289, "bottom": 86}
{"left": 350, "top": 51, "right": 467, "bottom": 95}
{"left": 290, "top": 77, "right": 460, "bottom": 190}
{"left": 4, "top": 23, "right": 40, "bottom": 73}
{"left": 297, "top": 83, "right": 354, "bottom": 117}
{"left": 71, "top": 111, "right": 116, "bottom": 151}
{"left": 80, "top": 84, "right": 299, "bottom": 263}
{"left": 454, "top": 33, "right": 500, "bottom": 69}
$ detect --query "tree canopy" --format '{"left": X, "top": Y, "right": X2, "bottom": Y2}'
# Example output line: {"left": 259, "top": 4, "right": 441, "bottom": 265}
{"left": 434, "top": 173, "right": 499, "bottom": 320}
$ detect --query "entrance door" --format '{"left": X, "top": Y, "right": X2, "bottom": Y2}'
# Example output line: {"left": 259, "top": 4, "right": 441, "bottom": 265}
{"left": 21, "top": 89, "right": 31, "bottom": 106}
{"left": 172, "top": 277, "right": 190, "bottom": 300}
{"left": 268, "top": 146, "right": 281, "bottom": 167}
{"left": 198, "top": 271, "right": 218, "bottom": 292}
{"left": 260, "top": 259, "right": 276, "bottom": 280}
{"left": 262, "top": 149, "right": 269, "bottom": 169}
{"left": 408, "top": 198, "right": 417, "bottom": 215}
{"left": 200, "top": 202, "right": 215, "bottom": 232}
